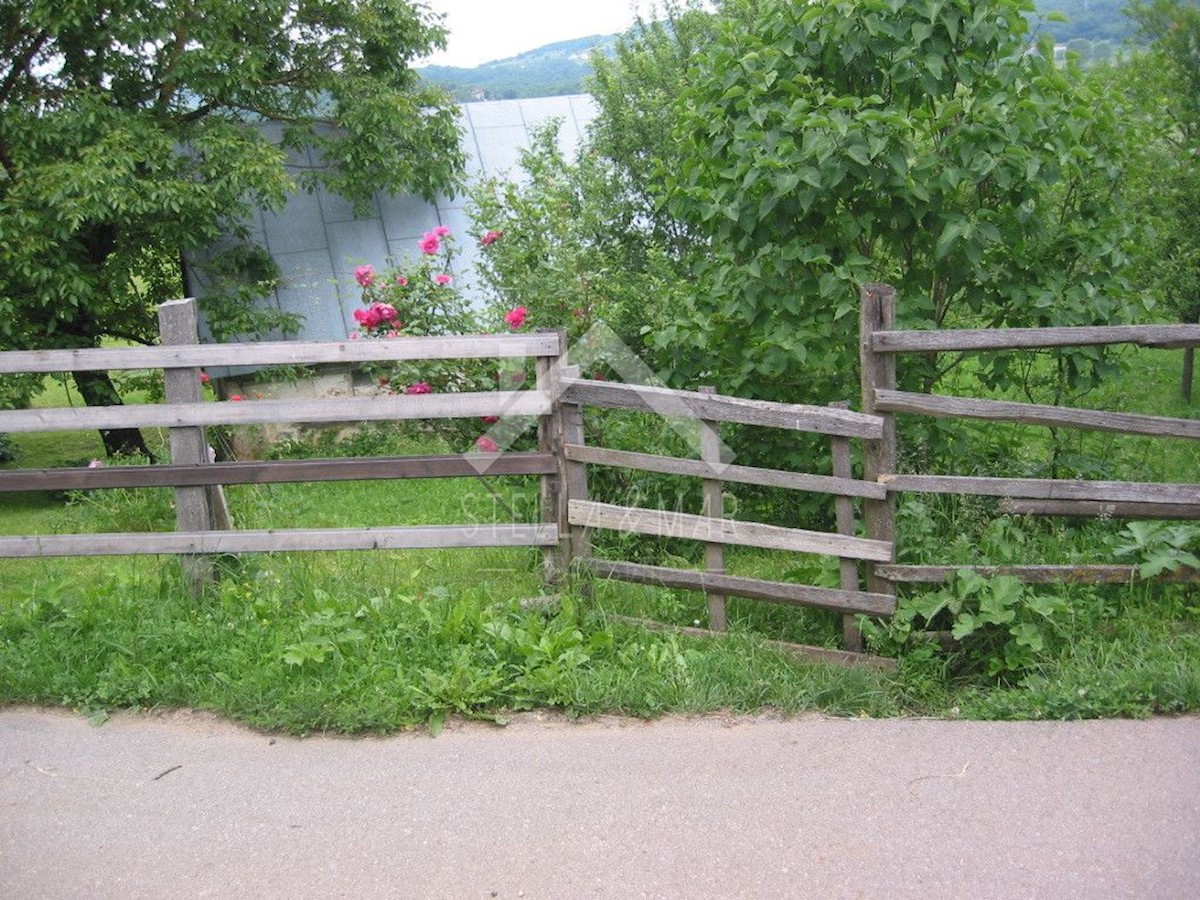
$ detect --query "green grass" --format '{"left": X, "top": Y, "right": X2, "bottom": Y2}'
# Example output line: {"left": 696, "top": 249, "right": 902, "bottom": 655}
{"left": 1, "top": 355, "right": 1198, "bottom": 733}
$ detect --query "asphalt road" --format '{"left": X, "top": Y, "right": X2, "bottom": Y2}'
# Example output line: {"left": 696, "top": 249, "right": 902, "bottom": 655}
{"left": 1, "top": 707, "right": 1197, "bottom": 899}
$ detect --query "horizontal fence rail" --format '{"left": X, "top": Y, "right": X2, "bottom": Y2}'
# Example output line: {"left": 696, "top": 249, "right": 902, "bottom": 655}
{"left": 0, "top": 332, "right": 563, "bottom": 374}
{"left": 879, "top": 474, "right": 1200, "bottom": 505}
{"left": 0, "top": 525, "right": 560, "bottom": 558}
{"left": 870, "top": 324, "right": 1200, "bottom": 353}
{"left": 584, "top": 559, "right": 896, "bottom": 616}
{"left": 0, "top": 391, "right": 550, "bottom": 434}
{"left": 563, "top": 444, "right": 886, "bottom": 500}
{"left": 0, "top": 453, "right": 557, "bottom": 493}
{"left": 569, "top": 499, "right": 892, "bottom": 562}
{"left": 873, "top": 389, "right": 1200, "bottom": 441}
{"left": 562, "top": 378, "right": 884, "bottom": 438}
{"left": 876, "top": 564, "right": 1199, "bottom": 585}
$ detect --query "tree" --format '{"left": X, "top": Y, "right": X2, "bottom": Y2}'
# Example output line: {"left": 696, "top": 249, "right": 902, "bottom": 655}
{"left": 661, "top": 0, "right": 1138, "bottom": 414}
{"left": 1122, "top": 0, "right": 1200, "bottom": 400}
{"left": 0, "top": 0, "right": 464, "bottom": 456}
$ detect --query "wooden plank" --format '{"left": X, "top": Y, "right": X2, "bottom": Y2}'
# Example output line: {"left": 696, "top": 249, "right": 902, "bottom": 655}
{"left": 0, "top": 453, "right": 558, "bottom": 493}
{"left": 560, "top": 402, "right": 592, "bottom": 572}
{"left": 830, "top": 400, "right": 863, "bottom": 651}
{"left": 0, "top": 390, "right": 551, "bottom": 433}
{"left": 609, "top": 616, "right": 897, "bottom": 671}
{"left": 0, "top": 524, "right": 560, "bottom": 558}
{"left": 561, "top": 378, "right": 883, "bottom": 438}
{"left": 876, "top": 564, "right": 1200, "bottom": 585}
{"left": 0, "top": 333, "right": 563, "bottom": 374}
{"left": 997, "top": 499, "right": 1200, "bottom": 520}
{"left": 563, "top": 444, "right": 886, "bottom": 500}
{"left": 585, "top": 559, "right": 896, "bottom": 616}
{"left": 158, "top": 298, "right": 216, "bottom": 592}
{"left": 875, "top": 389, "right": 1200, "bottom": 441}
{"left": 871, "top": 324, "right": 1200, "bottom": 354}
{"left": 568, "top": 499, "right": 892, "bottom": 561}
{"left": 537, "top": 337, "right": 568, "bottom": 583}
{"left": 860, "top": 283, "right": 898, "bottom": 597}
{"left": 699, "top": 389, "right": 726, "bottom": 632}
{"left": 881, "top": 474, "right": 1200, "bottom": 505}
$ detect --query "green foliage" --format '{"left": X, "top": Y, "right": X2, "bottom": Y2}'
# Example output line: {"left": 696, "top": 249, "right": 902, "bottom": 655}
{"left": 1110, "top": 2, "right": 1200, "bottom": 335}
{"left": 1114, "top": 521, "right": 1200, "bottom": 577}
{"left": 0, "top": 0, "right": 464, "bottom": 420}
{"left": 663, "top": 0, "right": 1138, "bottom": 408}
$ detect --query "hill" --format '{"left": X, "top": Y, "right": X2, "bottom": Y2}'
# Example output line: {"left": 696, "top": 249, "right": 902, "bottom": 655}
{"left": 418, "top": 2, "right": 1137, "bottom": 102}
{"left": 418, "top": 34, "right": 616, "bottom": 102}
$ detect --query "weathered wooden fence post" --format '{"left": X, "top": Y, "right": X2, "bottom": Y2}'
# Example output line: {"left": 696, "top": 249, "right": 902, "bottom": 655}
{"left": 537, "top": 331, "right": 569, "bottom": 585}
{"left": 157, "top": 298, "right": 219, "bottom": 593}
{"left": 829, "top": 400, "right": 863, "bottom": 652}
{"left": 558, "top": 364, "right": 591, "bottom": 585}
{"left": 699, "top": 386, "right": 727, "bottom": 632}
{"left": 859, "top": 283, "right": 897, "bottom": 599}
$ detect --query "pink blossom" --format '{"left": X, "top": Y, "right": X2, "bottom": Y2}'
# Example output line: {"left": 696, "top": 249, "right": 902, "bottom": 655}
{"left": 349, "top": 332, "right": 360, "bottom": 340}
{"left": 228, "top": 394, "right": 244, "bottom": 401}
{"left": 386, "top": 330, "right": 400, "bottom": 339}
{"left": 355, "top": 265, "right": 375, "bottom": 288}
{"left": 395, "top": 275, "right": 409, "bottom": 287}
{"left": 405, "top": 382, "right": 432, "bottom": 395}
{"left": 434, "top": 273, "right": 452, "bottom": 286}
{"left": 475, "top": 435, "right": 500, "bottom": 453}
{"left": 504, "top": 306, "right": 528, "bottom": 329}
{"left": 419, "top": 232, "right": 441, "bottom": 255}
{"left": 481, "top": 415, "right": 500, "bottom": 424}
{"left": 481, "top": 230, "right": 503, "bottom": 246}
{"left": 433, "top": 225, "right": 451, "bottom": 237}
{"left": 199, "top": 372, "right": 210, "bottom": 384}
{"left": 375, "top": 302, "right": 398, "bottom": 322}
{"left": 87, "top": 458, "right": 104, "bottom": 468}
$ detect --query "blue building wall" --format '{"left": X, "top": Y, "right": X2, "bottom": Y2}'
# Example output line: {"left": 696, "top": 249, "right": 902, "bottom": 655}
{"left": 187, "top": 94, "right": 598, "bottom": 347}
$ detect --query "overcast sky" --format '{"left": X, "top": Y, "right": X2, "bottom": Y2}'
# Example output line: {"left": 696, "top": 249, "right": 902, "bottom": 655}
{"left": 419, "top": 0, "right": 649, "bottom": 68}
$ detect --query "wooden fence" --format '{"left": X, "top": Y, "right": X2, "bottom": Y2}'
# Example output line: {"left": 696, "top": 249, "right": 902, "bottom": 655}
{"left": 557, "top": 374, "right": 894, "bottom": 668}
{"left": 0, "top": 300, "right": 566, "bottom": 590}
{"left": 3, "top": 288, "right": 1197, "bottom": 668}
{"left": 858, "top": 282, "right": 1200, "bottom": 589}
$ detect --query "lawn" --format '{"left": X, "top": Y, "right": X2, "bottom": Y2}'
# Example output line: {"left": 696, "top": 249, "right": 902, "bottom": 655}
{"left": 1, "top": 348, "right": 1198, "bottom": 732}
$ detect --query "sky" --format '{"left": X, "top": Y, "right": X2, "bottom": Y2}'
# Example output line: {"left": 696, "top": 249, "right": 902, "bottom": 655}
{"left": 418, "top": 0, "right": 650, "bottom": 68}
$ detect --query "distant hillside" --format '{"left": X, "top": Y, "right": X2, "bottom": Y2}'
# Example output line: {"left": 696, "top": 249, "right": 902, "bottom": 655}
{"left": 418, "top": 34, "right": 617, "bottom": 102}
{"left": 421, "top": 2, "right": 1136, "bottom": 102}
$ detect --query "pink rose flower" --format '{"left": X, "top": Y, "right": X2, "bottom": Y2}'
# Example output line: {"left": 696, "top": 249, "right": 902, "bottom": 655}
{"left": 405, "top": 382, "right": 432, "bottom": 395}
{"left": 504, "top": 306, "right": 528, "bottom": 329}
{"left": 349, "top": 332, "right": 359, "bottom": 340}
{"left": 199, "top": 372, "right": 210, "bottom": 384}
{"left": 228, "top": 394, "right": 244, "bottom": 401}
{"left": 481, "top": 230, "right": 503, "bottom": 246}
{"left": 354, "top": 265, "right": 375, "bottom": 288}
{"left": 374, "top": 302, "right": 398, "bottom": 322}
{"left": 419, "top": 232, "right": 440, "bottom": 255}
{"left": 481, "top": 415, "right": 500, "bottom": 424}
{"left": 433, "top": 225, "right": 451, "bottom": 237}
{"left": 395, "top": 275, "right": 409, "bottom": 287}
{"left": 434, "top": 273, "right": 452, "bottom": 286}
{"left": 475, "top": 435, "right": 500, "bottom": 453}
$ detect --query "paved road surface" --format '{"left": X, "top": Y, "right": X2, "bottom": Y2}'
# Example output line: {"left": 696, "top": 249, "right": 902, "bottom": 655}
{"left": 1, "top": 707, "right": 1197, "bottom": 898}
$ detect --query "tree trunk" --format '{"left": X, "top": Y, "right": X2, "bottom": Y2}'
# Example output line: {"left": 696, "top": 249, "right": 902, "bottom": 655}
{"left": 72, "top": 370, "right": 156, "bottom": 460}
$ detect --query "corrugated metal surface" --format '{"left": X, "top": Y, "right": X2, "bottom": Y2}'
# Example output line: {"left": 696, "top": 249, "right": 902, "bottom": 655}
{"left": 187, "top": 95, "right": 598, "bottom": 349}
